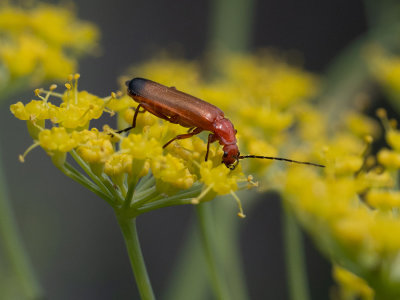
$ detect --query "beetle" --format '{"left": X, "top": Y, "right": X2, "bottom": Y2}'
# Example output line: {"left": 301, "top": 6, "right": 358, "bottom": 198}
{"left": 118, "top": 78, "right": 324, "bottom": 170}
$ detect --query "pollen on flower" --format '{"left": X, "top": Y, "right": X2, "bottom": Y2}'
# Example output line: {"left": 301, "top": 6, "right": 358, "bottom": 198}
{"left": 165, "top": 136, "right": 207, "bottom": 163}
{"left": 53, "top": 91, "right": 106, "bottom": 129}
{"left": 10, "top": 100, "right": 51, "bottom": 121}
{"left": 200, "top": 161, "right": 239, "bottom": 194}
{"left": 151, "top": 154, "right": 195, "bottom": 190}
{"left": 76, "top": 134, "right": 114, "bottom": 164}
{"left": 121, "top": 133, "right": 163, "bottom": 160}
{"left": 39, "top": 127, "right": 81, "bottom": 153}
{"left": 104, "top": 153, "right": 133, "bottom": 177}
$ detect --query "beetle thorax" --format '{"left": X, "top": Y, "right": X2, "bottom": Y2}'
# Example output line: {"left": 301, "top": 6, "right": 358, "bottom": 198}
{"left": 213, "top": 117, "right": 237, "bottom": 146}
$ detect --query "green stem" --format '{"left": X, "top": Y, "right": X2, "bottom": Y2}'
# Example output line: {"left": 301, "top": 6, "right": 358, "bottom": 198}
{"left": 163, "top": 221, "right": 209, "bottom": 300}
{"left": 60, "top": 163, "right": 113, "bottom": 205}
{"left": 208, "top": 0, "right": 255, "bottom": 52}
{"left": 196, "top": 202, "right": 230, "bottom": 300}
{"left": 283, "top": 207, "right": 310, "bottom": 300}
{"left": 70, "top": 150, "right": 116, "bottom": 201}
{"left": 206, "top": 0, "right": 255, "bottom": 75}
{"left": 165, "top": 196, "right": 250, "bottom": 300}
{"left": 213, "top": 197, "right": 250, "bottom": 300}
{"left": 116, "top": 215, "right": 155, "bottom": 300}
{"left": 0, "top": 150, "right": 43, "bottom": 299}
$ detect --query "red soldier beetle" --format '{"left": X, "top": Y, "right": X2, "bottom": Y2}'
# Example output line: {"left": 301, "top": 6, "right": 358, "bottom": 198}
{"left": 118, "top": 78, "right": 325, "bottom": 170}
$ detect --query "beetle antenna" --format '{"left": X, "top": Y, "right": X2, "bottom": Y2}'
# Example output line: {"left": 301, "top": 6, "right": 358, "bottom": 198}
{"left": 238, "top": 155, "right": 325, "bottom": 168}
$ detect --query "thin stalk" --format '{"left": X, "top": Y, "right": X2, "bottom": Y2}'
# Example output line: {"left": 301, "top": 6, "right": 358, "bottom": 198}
{"left": 116, "top": 215, "right": 155, "bottom": 300}
{"left": 61, "top": 163, "right": 112, "bottom": 205}
{"left": 213, "top": 197, "right": 250, "bottom": 300}
{"left": 131, "top": 186, "right": 157, "bottom": 204}
{"left": 131, "top": 187, "right": 158, "bottom": 209}
{"left": 137, "top": 198, "right": 194, "bottom": 214}
{"left": 207, "top": 0, "right": 255, "bottom": 74}
{"left": 70, "top": 150, "right": 115, "bottom": 200}
{"left": 196, "top": 202, "right": 230, "bottom": 300}
{"left": 0, "top": 150, "right": 43, "bottom": 299}
{"left": 135, "top": 173, "right": 155, "bottom": 192}
{"left": 163, "top": 221, "right": 209, "bottom": 300}
{"left": 283, "top": 207, "right": 310, "bottom": 300}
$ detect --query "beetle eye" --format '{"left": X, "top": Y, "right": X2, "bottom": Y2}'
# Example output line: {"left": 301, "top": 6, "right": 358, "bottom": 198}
{"left": 223, "top": 152, "right": 228, "bottom": 158}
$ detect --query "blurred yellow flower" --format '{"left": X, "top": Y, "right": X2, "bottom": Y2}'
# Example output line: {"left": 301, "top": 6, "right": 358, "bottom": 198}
{"left": 0, "top": 3, "right": 98, "bottom": 87}
{"left": 333, "top": 265, "right": 374, "bottom": 300}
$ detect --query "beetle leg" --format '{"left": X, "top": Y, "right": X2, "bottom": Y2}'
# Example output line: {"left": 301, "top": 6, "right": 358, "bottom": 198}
{"left": 163, "top": 127, "right": 203, "bottom": 149}
{"left": 205, "top": 133, "right": 217, "bottom": 161}
{"left": 187, "top": 127, "right": 195, "bottom": 133}
{"left": 131, "top": 104, "right": 144, "bottom": 128}
{"left": 135, "top": 106, "right": 146, "bottom": 113}
{"left": 116, "top": 104, "right": 144, "bottom": 134}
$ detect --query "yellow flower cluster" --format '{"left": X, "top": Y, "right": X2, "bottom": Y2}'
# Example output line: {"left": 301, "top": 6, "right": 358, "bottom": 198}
{"left": 10, "top": 74, "right": 247, "bottom": 215}
{"left": 283, "top": 104, "right": 400, "bottom": 297}
{"left": 0, "top": 3, "right": 98, "bottom": 85}
{"left": 11, "top": 53, "right": 322, "bottom": 217}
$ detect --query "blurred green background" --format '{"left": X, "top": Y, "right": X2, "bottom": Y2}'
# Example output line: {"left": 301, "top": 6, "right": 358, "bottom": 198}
{"left": 1, "top": 0, "right": 367, "bottom": 298}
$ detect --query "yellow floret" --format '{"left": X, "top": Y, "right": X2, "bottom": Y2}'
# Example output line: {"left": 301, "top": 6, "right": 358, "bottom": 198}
{"left": 151, "top": 154, "right": 195, "bottom": 192}
{"left": 10, "top": 100, "right": 51, "bottom": 121}
{"left": 333, "top": 155, "right": 363, "bottom": 175}
{"left": 50, "top": 91, "right": 105, "bottom": 128}
{"left": 77, "top": 136, "right": 114, "bottom": 164}
{"left": 104, "top": 153, "right": 133, "bottom": 177}
{"left": 200, "top": 161, "right": 240, "bottom": 195}
{"left": 366, "top": 190, "right": 400, "bottom": 210}
{"left": 121, "top": 133, "right": 163, "bottom": 160}
{"left": 39, "top": 127, "right": 81, "bottom": 152}
{"left": 386, "top": 130, "right": 400, "bottom": 151}
{"left": 377, "top": 148, "right": 400, "bottom": 168}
